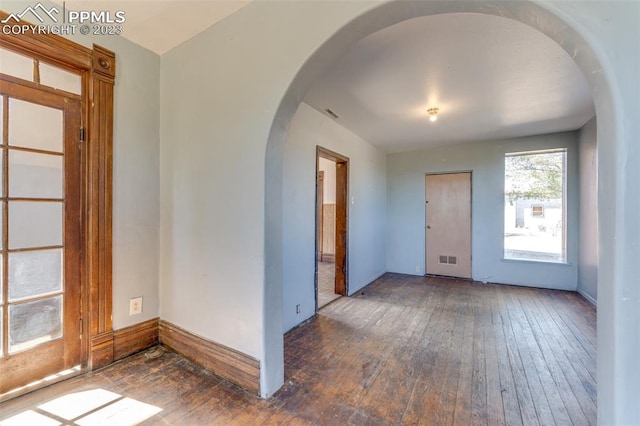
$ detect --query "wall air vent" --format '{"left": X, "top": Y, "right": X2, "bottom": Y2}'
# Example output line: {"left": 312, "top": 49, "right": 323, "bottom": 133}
{"left": 324, "top": 108, "right": 339, "bottom": 119}
{"left": 438, "top": 255, "right": 458, "bottom": 265}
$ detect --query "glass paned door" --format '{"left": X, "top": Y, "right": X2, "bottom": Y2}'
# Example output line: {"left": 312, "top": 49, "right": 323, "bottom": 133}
{"left": 0, "top": 79, "right": 82, "bottom": 395}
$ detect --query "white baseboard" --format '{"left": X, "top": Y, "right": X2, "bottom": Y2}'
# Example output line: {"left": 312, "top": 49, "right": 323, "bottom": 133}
{"left": 578, "top": 289, "right": 597, "bottom": 306}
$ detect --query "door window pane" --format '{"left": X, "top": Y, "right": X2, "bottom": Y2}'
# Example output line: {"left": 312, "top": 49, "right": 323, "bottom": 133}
{"left": 0, "top": 48, "right": 33, "bottom": 82}
{"left": 9, "top": 296, "right": 62, "bottom": 353}
{"left": 9, "top": 249, "right": 63, "bottom": 301}
{"left": 10, "top": 151, "right": 63, "bottom": 198}
{"left": 8, "top": 99, "right": 63, "bottom": 153}
{"left": 9, "top": 202, "right": 63, "bottom": 249}
{"left": 0, "top": 148, "right": 4, "bottom": 198}
{"left": 39, "top": 62, "right": 81, "bottom": 95}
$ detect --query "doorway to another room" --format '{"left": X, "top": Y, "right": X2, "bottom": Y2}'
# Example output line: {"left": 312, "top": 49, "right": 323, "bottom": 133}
{"left": 315, "top": 147, "right": 348, "bottom": 309}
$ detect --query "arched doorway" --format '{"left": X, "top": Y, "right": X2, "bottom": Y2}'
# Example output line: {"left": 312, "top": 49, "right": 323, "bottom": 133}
{"left": 265, "top": 1, "right": 622, "bottom": 422}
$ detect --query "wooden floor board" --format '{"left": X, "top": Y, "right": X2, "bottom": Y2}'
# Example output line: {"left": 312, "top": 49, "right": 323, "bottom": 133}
{"left": 493, "top": 287, "right": 525, "bottom": 426}
{"left": 469, "top": 300, "right": 488, "bottom": 426}
{"left": 0, "top": 274, "right": 596, "bottom": 425}
{"left": 506, "top": 291, "right": 556, "bottom": 426}
{"left": 528, "top": 294, "right": 597, "bottom": 424}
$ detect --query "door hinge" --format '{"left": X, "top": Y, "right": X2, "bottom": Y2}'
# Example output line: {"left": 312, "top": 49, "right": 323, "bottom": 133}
{"left": 79, "top": 127, "right": 85, "bottom": 142}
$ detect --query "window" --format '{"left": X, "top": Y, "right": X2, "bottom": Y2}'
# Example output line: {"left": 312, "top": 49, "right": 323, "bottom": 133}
{"left": 504, "top": 149, "right": 566, "bottom": 263}
{"left": 531, "top": 205, "right": 544, "bottom": 217}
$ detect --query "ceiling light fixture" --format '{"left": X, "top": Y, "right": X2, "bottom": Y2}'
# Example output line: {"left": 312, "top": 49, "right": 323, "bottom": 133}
{"left": 427, "top": 107, "right": 439, "bottom": 122}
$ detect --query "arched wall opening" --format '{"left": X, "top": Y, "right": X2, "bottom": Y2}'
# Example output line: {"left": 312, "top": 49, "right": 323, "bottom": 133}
{"left": 264, "top": 1, "right": 623, "bottom": 422}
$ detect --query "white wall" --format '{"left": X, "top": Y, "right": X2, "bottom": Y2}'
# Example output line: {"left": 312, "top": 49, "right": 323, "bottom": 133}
{"left": 387, "top": 132, "right": 579, "bottom": 290}
{"left": 108, "top": 36, "right": 160, "bottom": 329}
{"left": 1, "top": 0, "right": 161, "bottom": 329}
{"left": 159, "top": 1, "right": 375, "bottom": 395}
{"left": 318, "top": 157, "right": 336, "bottom": 204}
{"left": 77, "top": 33, "right": 160, "bottom": 329}
{"left": 282, "top": 102, "right": 386, "bottom": 332}
{"left": 578, "top": 117, "right": 597, "bottom": 303}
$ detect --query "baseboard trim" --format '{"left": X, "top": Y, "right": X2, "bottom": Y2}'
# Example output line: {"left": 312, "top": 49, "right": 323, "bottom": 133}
{"left": 158, "top": 320, "right": 260, "bottom": 395}
{"left": 113, "top": 318, "right": 160, "bottom": 361}
{"left": 91, "top": 331, "right": 114, "bottom": 369}
{"left": 578, "top": 289, "right": 597, "bottom": 306}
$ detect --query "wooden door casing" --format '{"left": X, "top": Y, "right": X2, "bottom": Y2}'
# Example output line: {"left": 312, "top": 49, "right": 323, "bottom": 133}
{"left": 334, "top": 159, "right": 348, "bottom": 295}
{"left": 315, "top": 147, "right": 349, "bottom": 302}
{"left": 316, "top": 171, "right": 324, "bottom": 262}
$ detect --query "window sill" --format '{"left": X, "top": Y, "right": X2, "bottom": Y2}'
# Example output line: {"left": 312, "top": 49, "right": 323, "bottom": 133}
{"left": 501, "top": 257, "right": 572, "bottom": 267}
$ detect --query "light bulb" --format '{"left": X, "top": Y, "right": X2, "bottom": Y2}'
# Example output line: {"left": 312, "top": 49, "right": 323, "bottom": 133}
{"left": 427, "top": 107, "right": 439, "bottom": 122}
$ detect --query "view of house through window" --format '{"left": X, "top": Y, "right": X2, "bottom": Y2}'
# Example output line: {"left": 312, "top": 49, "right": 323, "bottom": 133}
{"left": 504, "top": 149, "right": 566, "bottom": 263}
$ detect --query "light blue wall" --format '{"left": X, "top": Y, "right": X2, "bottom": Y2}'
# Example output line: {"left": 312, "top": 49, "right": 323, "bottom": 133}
{"left": 282, "top": 103, "right": 386, "bottom": 332}
{"left": 578, "top": 117, "right": 597, "bottom": 303}
{"left": 387, "top": 131, "right": 579, "bottom": 291}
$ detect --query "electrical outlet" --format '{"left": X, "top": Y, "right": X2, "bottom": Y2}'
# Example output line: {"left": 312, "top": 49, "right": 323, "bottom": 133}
{"left": 129, "top": 297, "right": 143, "bottom": 315}
{"left": 296, "top": 304, "right": 301, "bottom": 314}
{"left": 415, "top": 265, "right": 420, "bottom": 273}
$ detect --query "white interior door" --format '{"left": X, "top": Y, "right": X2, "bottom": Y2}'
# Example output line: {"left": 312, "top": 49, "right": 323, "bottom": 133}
{"left": 425, "top": 173, "right": 472, "bottom": 278}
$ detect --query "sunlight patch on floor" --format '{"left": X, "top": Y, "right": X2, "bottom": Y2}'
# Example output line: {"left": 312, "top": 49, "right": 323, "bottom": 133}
{"left": 38, "top": 389, "right": 121, "bottom": 420}
{"left": 1, "top": 366, "right": 81, "bottom": 401}
{"left": 0, "top": 410, "right": 60, "bottom": 426}
{"left": 0, "top": 388, "right": 162, "bottom": 426}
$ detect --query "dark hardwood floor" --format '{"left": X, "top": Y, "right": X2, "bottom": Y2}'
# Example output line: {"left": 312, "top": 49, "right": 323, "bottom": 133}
{"left": 317, "top": 260, "right": 340, "bottom": 308}
{"left": 0, "top": 273, "right": 596, "bottom": 425}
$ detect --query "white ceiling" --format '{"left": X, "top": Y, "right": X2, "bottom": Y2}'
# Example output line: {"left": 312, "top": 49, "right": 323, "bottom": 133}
{"left": 54, "top": 0, "right": 250, "bottom": 55}
{"left": 304, "top": 13, "right": 595, "bottom": 153}
{"left": 46, "top": 5, "right": 594, "bottom": 153}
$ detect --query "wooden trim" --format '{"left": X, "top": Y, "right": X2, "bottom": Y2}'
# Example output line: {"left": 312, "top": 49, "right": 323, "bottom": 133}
{"left": 1, "top": 96, "right": 7, "bottom": 359}
{"left": 335, "top": 158, "right": 348, "bottom": 295}
{"left": 316, "top": 170, "right": 324, "bottom": 262}
{"left": 87, "top": 45, "right": 115, "bottom": 368}
{"left": 113, "top": 318, "right": 160, "bottom": 361}
{"left": 159, "top": 320, "right": 261, "bottom": 395}
{"left": 0, "top": 11, "right": 93, "bottom": 71}
{"left": 317, "top": 146, "right": 348, "bottom": 163}
{"left": 90, "top": 331, "right": 114, "bottom": 369}
{"left": 0, "top": 73, "right": 81, "bottom": 100}
{"left": 317, "top": 146, "right": 349, "bottom": 297}
{"left": 92, "top": 45, "right": 116, "bottom": 79}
